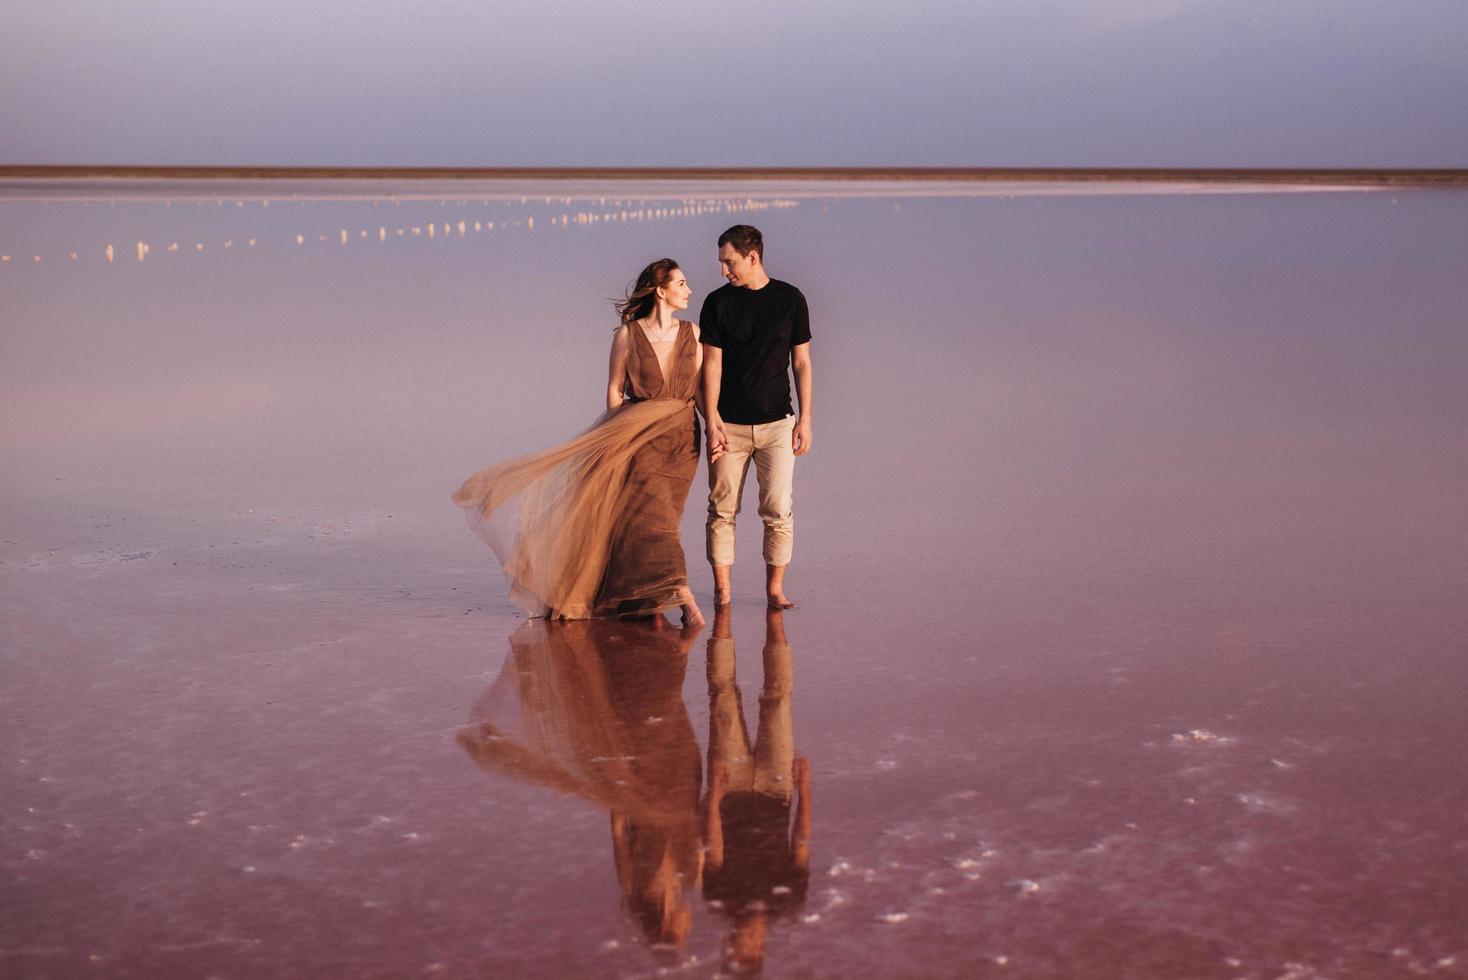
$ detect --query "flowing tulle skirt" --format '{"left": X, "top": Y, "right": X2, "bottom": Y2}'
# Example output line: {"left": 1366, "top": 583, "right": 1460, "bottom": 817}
{"left": 453, "top": 398, "right": 700, "bottom": 619}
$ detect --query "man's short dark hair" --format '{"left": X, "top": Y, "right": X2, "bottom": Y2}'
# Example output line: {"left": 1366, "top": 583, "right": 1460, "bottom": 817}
{"left": 718, "top": 225, "right": 763, "bottom": 261}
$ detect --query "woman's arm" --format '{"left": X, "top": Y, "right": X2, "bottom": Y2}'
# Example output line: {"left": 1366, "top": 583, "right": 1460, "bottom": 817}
{"left": 691, "top": 324, "right": 710, "bottom": 416}
{"left": 691, "top": 322, "right": 705, "bottom": 389}
{"left": 607, "top": 324, "right": 630, "bottom": 413}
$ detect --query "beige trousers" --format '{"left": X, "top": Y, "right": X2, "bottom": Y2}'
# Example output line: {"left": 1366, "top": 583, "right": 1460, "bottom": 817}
{"left": 706, "top": 414, "right": 795, "bottom": 567}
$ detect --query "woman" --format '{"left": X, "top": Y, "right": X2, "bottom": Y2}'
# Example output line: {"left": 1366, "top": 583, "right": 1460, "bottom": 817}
{"left": 453, "top": 258, "right": 710, "bottom": 626}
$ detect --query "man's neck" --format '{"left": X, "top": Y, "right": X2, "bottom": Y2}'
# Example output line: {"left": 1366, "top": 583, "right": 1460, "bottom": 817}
{"left": 742, "top": 270, "right": 771, "bottom": 291}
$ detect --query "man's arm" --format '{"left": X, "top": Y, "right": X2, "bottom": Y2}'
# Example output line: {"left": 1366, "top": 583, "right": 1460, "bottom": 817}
{"left": 702, "top": 343, "right": 728, "bottom": 457}
{"left": 791, "top": 342, "right": 813, "bottom": 456}
{"left": 691, "top": 325, "right": 723, "bottom": 462}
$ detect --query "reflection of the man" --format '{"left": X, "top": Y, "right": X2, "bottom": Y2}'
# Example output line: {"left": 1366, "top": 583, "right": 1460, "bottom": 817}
{"left": 457, "top": 618, "right": 702, "bottom": 952}
{"left": 702, "top": 607, "right": 811, "bottom": 976}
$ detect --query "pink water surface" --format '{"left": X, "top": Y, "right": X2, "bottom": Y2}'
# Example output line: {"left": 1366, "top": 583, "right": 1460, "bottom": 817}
{"left": 3, "top": 179, "right": 1466, "bottom": 978}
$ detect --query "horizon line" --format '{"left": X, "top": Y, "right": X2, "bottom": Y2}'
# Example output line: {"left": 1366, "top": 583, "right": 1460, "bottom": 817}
{"left": 2, "top": 165, "right": 1466, "bottom": 186}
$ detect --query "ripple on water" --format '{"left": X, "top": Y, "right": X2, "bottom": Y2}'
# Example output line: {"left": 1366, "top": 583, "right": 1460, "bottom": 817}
{"left": 1235, "top": 792, "right": 1296, "bottom": 815}
{"left": 1170, "top": 729, "right": 1236, "bottom": 746}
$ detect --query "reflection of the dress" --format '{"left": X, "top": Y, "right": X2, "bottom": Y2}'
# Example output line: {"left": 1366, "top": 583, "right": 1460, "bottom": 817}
{"left": 457, "top": 617, "right": 703, "bottom": 951}
{"left": 456, "top": 609, "right": 810, "bottom": 970}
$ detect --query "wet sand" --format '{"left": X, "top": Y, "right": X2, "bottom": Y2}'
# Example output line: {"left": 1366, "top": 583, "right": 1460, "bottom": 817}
{"left": 4, "top": 165, "right": 1467, "bottom": 186}
{"left": 3, "top": 179, "right": 1467, "bottom": 978}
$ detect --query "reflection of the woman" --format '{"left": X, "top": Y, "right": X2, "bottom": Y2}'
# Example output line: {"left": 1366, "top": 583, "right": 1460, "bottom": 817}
{"left": 703, "top": 607, "right": 811, "bottom": 976}
{"left": 457, "top": 617, "right": 702, "bottom": 953}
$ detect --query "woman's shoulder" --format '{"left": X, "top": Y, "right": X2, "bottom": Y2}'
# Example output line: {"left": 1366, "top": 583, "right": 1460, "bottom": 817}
{"left": 609, "top": 321, "right": 631, "bottom": 354}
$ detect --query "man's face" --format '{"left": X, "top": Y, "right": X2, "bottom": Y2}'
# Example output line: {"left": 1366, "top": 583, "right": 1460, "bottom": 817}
{"left": 718, "top": 243, "right": 760, "bottom": 287}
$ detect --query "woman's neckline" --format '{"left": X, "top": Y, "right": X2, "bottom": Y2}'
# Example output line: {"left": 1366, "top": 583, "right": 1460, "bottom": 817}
{"left": 637, "top": 318, "right": 681, "bottom": 343}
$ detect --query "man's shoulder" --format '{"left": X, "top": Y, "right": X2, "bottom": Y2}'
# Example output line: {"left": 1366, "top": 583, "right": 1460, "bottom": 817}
{"left": 767, "top": 280, "right": 808, "bottom": 316}
{"left": 701, "top": 282, "right": 740, "bottom": 309}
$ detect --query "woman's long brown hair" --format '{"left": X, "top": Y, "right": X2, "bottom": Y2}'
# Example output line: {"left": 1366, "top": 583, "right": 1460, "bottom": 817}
{"left": 615, "top": 258, "right": 681, "bottom": 326}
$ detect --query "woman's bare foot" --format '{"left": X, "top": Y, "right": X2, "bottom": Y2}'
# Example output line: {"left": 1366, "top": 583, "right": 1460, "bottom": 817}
{"left": 767, "top": 592, "right": 797, "bottom": 610}
{"left": 678, "top": 587, "right": 705, "bottom": 628}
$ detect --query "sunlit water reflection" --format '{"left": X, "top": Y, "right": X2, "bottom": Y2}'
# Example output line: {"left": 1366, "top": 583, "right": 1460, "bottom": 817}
{"left": 2, "top": 178, "right": 1466, "bottom": 978}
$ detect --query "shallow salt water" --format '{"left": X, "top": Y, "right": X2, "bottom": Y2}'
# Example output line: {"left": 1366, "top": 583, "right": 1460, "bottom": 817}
{"left": 2, "top": 178, "right": 1467, "bottom": 978}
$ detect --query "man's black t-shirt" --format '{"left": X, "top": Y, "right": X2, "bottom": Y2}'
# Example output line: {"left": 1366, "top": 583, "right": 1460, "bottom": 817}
{"left": 698, "top": 279, "right": 811, "bottom": 425}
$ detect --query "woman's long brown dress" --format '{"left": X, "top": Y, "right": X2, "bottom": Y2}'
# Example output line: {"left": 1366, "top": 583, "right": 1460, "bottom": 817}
{"left": 453, "top": 321, "right": 701, "bottom": 619}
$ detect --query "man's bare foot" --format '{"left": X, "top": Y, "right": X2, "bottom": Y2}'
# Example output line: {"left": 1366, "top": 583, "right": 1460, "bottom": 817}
{"left": 711, "top": 565, "right": 733, "bottom": 607}
{"left": 765, "top": 563, "right": 795, "bottom": 610}
{"left": 677, "top": 588, "right": 705, "bottom": 628}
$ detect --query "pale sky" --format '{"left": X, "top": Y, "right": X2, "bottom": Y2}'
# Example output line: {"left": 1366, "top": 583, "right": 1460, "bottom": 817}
{"left": 3, "top": 0, "right": 1466, "bottom": 166}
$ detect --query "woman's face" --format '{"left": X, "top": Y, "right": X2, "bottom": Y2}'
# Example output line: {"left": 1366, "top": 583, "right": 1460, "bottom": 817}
{"left": 657, "top": 268, "right": 691, "bottom": 312}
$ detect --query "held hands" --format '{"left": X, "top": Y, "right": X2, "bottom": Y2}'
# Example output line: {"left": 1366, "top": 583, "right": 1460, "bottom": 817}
{"left": 707, "top": 419, "right": 809, "bottom": 460}
{"left": 708, "top": 418, "right": 729, "bottom": 464}
{"left": 793, "top": 418, "right": 813, "bottom": 456}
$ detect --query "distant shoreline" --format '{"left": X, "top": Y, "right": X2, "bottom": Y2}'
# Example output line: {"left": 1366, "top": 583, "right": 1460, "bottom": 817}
{"left": 2, "top": 166, "right": 1465, "bottom": 186}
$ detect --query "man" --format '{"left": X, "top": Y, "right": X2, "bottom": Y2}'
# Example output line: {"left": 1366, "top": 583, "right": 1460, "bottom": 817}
{"left": 699, "top": 224, "right": 813, "bottom": 610}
